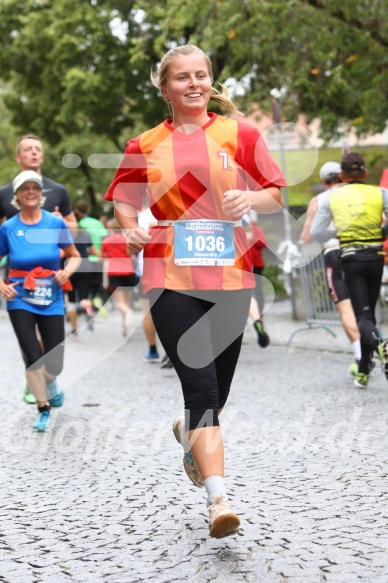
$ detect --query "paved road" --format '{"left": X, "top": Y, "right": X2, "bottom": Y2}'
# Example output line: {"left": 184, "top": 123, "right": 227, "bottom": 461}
{"left": 0, "top": 302, "right": 388, "bottom": 582}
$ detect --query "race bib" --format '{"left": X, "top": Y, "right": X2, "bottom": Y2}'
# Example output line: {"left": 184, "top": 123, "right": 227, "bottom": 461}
{"left": 21, "top": 278, "right": 55, "bottom": 306}
{"left": 174, "top": 220, "right": 235, "bottom": 266}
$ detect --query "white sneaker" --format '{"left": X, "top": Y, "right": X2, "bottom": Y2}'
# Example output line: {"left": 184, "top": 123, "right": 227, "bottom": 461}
{"left": 207, "top": 494, "right": 240, "bottom": 538}
{"left": 172, "top": 417, "right": 204, "bottom": 488}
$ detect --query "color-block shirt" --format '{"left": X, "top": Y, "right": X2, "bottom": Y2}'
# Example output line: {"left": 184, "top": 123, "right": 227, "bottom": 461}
{"left": 101, "top": 233, "right": 135, "bottom": 276}
{"left": 105, "top": 113, "right": 285, "bottom": 293}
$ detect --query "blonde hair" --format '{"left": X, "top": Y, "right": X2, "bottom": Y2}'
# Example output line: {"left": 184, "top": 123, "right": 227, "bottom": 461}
{"left": 150, "top": 45, "right": 240, "bottom": 116}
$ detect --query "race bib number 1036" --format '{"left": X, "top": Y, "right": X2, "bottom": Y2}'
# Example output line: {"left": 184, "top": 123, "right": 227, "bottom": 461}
{"left": 174, "top": 220, "right": 235, "bottom": 266}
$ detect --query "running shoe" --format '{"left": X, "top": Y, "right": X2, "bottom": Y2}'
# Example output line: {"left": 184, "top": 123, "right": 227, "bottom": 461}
{"left": 353, "top": 371, "right": 369, "bottom": 389}
{"left": 160, "top": 354, "right": 174, "bottom": 369}
{"left": 49, "top": 392, "right": 64, "bottom": 407}
{"left": 92, "top": 297, "right": 108, "bottom": 318}
{"left": 46, "top": 379, "right": 64, "bottom": 407}
{"left": 23, "top": 385, "right": 36, "bottom": 405}
{"left": 207, "top": 494, "right": 240, "bottom": 538}
{"left": 349, "top": 360, "right": 375, "bottom": 380}
{"left": 143, "top": 349, "right": 161, "bottom": 363}
{"left": 349, "top": 361, "right": 370, "bottom": 387}
{"left": 254, "top": 319, "right": 270, "bottom": 348}
{"left": 348, "top": 363, "right": 358, "bottom": 380}
{"left": 33, "top": 410, "right": 51, "bottom": 432}
{"left": 172, "top": 416, "right": 204, "bottom": 488}
{"left": 377, "top": 341, "right": 388, "bottom": 380}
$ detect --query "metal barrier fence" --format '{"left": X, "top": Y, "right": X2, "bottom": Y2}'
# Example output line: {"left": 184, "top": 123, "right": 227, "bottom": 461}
{"left": 287, "top": 242, "right": 341, "bottom": 344}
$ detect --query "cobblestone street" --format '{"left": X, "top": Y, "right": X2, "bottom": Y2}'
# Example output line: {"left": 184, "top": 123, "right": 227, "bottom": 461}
{"left": 1, "top": 301, "right": 388, "bottom": 582}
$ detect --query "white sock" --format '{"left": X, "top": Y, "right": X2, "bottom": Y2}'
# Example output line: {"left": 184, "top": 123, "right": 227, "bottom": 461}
{"left": 204, "top": 476, "right": 227, "bottom": 504}
{"left": 353, "top": 340, "right": 361, "bottom": 361}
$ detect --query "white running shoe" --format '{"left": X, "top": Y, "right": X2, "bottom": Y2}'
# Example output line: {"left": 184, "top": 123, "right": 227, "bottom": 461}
{"left": 207, "top": 494, "right": 240, "bottom": 538}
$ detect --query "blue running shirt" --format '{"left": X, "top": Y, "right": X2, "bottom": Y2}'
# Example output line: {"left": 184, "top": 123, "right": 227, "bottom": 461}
{"left": 0, "top": 210, "right": 73, "bottom": 315}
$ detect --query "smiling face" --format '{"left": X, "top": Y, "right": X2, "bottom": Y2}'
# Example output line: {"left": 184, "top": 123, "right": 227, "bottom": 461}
{"left": 162, "top": 54, "right": 212, "bottom": 123}
{"left": 16, "top": 181, "right": 42, "bottom": 210}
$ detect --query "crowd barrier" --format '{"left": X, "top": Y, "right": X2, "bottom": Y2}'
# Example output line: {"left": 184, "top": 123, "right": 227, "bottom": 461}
{"left": 287, "top": 242, "right": 341, "bottom": 344}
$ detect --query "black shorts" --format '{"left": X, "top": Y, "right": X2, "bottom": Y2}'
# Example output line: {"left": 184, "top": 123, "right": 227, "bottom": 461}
{"left": 108, "top": 274, "right": 139, "bottom": 292}
{"left": 324, "top": 249, "right": 348, "bottom": 304}
{"left": 67, "top": 270, "right": 91, "bottom": 303}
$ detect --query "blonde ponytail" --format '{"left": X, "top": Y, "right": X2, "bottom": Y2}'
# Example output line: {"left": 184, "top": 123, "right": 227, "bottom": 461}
{"left": 210, "top": 83, "right": 242, "bottom": 116}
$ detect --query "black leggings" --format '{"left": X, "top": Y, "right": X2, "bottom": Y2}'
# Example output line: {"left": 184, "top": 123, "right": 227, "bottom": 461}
{"left": 341, "top": 256, "right": 384, "bottom": 373}
{"left": 9, "top": 310, "right": 65, "bottom": 375}
{"left": 149, "top": 289, "right": 251, "bottom": 430}
{"left": 252, "top": 266, "right": 264, "bottom": 316}
{"left": 68, "top": 270, "right": 92, "bottom": 303}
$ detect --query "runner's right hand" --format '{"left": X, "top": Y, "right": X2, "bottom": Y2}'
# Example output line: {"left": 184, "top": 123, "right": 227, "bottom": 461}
{"left": 126, "top": 227, "right": 152, "bottom": 253}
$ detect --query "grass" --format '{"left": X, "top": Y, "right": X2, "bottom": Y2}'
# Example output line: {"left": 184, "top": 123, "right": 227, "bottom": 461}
{"left": 270, "top": 145, "right": 388, "bottom": 209}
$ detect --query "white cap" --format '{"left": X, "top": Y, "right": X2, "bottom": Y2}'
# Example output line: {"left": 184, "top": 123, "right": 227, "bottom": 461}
{"left": 12, "top": 170, "right": 43, "bottom": 194}
{"left": 319, "top": 161, "right": 341, "bottom": 180}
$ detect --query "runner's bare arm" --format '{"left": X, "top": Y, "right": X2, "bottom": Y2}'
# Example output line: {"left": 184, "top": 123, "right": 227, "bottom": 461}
{"left": 0, "top": 275, "right": 18, "bottom": 300}
{"left": 300, "top": 197, "right": 318, "bottom": 244}
{"left": 53, "top": 244, "right": 81, "bottom": 285}
{"left": 223, "top": 187, "right": 282, "bottom": 220}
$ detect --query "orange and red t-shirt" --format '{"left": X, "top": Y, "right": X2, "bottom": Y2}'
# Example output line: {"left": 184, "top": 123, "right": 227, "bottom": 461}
{"left": 248, "top": 223, "right": 267, "bottom": 268}
{"left": 105, "top": 113, "right": 285, "bottom": 293}
{"left": 100, "top": 233, "right": 135, "bottom": 276}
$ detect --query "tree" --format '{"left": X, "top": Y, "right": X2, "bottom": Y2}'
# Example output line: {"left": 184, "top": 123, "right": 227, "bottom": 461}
{"left": 134, "top": 0, "right": 388, "bottom": 140}
{"left": 1, "top": 0, "right": 386, "bottom": 144}
{"left": 0, "top": 0, "right": 386, "bottom": 209}
{"left": 0, "top": 82, "right": 20, "bottom": 186}
{"left": 0, "top": 0, "right": 168, "bottom": 146}
{"left": 0, "top": 0, "right": 168, "bottom": 209}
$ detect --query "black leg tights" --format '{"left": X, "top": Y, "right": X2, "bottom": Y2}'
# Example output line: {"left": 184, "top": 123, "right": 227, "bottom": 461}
{"left": 341, "top": 257, "right": 384, "bottom": 374}
{"left": 149, "top": 289, "right": 251, "bottom": 430}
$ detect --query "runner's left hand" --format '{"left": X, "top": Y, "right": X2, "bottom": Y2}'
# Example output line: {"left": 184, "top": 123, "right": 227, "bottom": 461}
{"left": 53, "top": 270, "right": 71, "bottom": 285}
{"left": 223, "top": 190, "right": 251, "bottom": 220}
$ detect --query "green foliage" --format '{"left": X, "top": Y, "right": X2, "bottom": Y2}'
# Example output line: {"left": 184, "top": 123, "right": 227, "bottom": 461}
{"left": 0, "top": 0, "right": 167, "bottom": 208}
{"left": 0, "top": 0, "right": 386, "bottom": 210}
{"left": 135, "top": 0, "right": 388, "bottom": 140}
{"left": 263, "top": 265, "right": 288, "bottom": 299}
{"left": 286, "top": 145, "right": 387, "bottom": 208}
{"left": 0, "top": 84, "right": 19, "bottom": 187}
{"left": 0, "top": 0, "right": 169, "bottom": 147}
